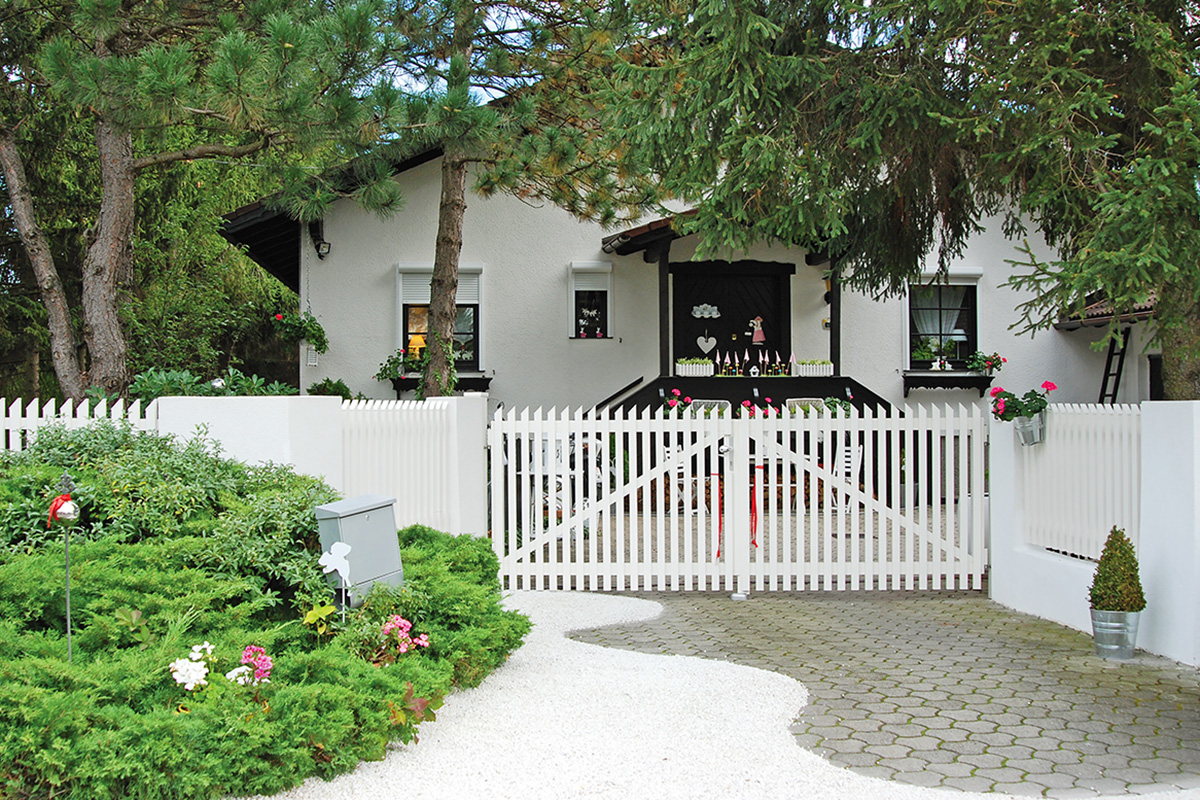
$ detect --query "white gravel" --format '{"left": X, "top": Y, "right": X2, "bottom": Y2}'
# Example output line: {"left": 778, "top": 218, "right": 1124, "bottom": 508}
{"left": 240, "top": 592, "right": 1200, "bottom": 800}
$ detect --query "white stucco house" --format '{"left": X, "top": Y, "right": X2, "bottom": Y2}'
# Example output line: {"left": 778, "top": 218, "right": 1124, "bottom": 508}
{"left": 222, "top": 151, "right": 1159, "bottom": 412}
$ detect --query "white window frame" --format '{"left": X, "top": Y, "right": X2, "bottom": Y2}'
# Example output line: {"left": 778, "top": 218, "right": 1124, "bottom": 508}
{"left": 396, "top": 262, "right": 484, "bottom": 369}
{"left": 568, "top": 260, "right": 613, "bottom": 339}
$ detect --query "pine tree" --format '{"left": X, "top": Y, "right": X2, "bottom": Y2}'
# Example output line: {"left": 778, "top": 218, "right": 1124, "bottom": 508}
{"left": 0, "top": 0, "right": 415, "bottom": 398}
{"left": 374, "top": 0, "right": 658, "bottom": 396}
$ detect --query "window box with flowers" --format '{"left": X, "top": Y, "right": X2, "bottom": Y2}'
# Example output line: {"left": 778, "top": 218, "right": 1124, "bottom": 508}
{"left": 990, "top": 381, "right": 1057, "bottom": 445}
{"left": 375, "top": 347, "right": 491, "bottom": 396}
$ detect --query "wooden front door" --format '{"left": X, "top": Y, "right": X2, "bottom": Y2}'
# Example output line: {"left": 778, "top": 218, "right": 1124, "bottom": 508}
{"left": 671, "top": 261, "right": 794, "bottom": 367}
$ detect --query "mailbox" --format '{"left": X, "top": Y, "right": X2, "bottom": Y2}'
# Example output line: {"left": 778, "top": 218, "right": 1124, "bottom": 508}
{"left": 314, "top": 494, "right": 404, "bottom": 606}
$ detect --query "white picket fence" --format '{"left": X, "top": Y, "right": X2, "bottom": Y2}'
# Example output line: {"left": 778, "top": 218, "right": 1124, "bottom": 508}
{"left": 488, "top": 403, "right": 988, "bottom": 594}
{"left": 2, "top": 397, "right": 155, "bottom": 451}
{"left": 1017, "top": 404, "right": 1142, "bottom": 559}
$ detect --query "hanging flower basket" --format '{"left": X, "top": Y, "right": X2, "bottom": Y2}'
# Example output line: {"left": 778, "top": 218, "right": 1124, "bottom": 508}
{"left": 1013, "top": 411, "right": 1046, "bottom": 446}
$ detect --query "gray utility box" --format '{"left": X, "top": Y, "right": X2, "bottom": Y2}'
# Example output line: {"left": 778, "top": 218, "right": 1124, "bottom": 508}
{"left": 314, "top": 494, "right": 404, "bottom": 606}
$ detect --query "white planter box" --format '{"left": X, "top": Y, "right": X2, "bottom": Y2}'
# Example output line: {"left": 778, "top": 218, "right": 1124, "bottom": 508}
{"left": 792, "top": 363, "right": 834, "bottom": 377}
{"left": 676, "top": 362, "right": 715, "bottom": 377}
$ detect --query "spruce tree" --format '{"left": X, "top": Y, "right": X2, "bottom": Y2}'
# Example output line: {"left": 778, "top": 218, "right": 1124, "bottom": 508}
{"left": 609, "top": 0, "right": 1200, "bottom": 397}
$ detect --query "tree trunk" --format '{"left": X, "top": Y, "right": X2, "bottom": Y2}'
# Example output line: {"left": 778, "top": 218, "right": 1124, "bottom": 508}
{"left": 1157, "top": 277, "right": 1200, "bottom": 401}
{"left": 422, "top": 151, "right": 469, "bottom": 398}
{"left": 0, "top": 127, "right": 86, "bottom": 400}
{"left": 80, "top": 118, "right": 134, "bottom": 397}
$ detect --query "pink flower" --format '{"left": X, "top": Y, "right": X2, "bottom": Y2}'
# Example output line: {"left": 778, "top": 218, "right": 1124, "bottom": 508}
{"left": 274, "top": 313, "right": 283, "bottom": 321}
{"left": 683, "top": 396, "right": 691, "bottom": 403}
{"left": 996, "top": 398, "right": 1006, "bottom": 414}
{"left": 990, "top": 386, "right": 1004, "bottom": 397}
{"left": 742, "top": 400, "right": 751, "bottom": 407}
{"left": 1001, "top": 357, "right": 1007, "bottom": 363}
{"left": 764, "top": 397, "right": 772, "bottom": 404}
{"left": 240, "top": 645, "right": 272, "bottom": 683}
{"left": 668, "top": 399, "right": 678, "bottom": 407}
{"left": 671, "top": 388, "right": 681, "bottom": 396}
{"left": 1042, "top": 381, "right": 1057, "bottom": 392}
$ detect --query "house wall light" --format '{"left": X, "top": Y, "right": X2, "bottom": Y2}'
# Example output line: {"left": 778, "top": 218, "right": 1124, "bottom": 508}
{"left": 308, "top": 221, "right": 331, "bottom": 260}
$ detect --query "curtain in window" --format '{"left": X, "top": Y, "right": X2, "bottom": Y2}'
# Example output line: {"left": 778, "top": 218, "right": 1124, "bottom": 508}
{"left": 912, "top": 286, "right": 966, "bottom": 338}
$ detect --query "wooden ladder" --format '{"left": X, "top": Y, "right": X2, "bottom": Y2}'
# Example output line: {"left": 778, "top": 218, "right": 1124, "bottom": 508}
{"left": 1098, "top": 327, "right": 1131, "bottom": 404}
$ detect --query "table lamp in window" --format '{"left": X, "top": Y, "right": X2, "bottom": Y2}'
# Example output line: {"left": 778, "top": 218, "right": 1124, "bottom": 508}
{"left": 407, "top": 334, "right": 426, "bottom": 360}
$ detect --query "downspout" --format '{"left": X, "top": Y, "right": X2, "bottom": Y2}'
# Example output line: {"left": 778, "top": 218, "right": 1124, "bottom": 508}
{"left": 657, "top": 243, "right": 671, "bottom": 377}
{"left": 829, "top": 261, "right": 842, "bottom": 376}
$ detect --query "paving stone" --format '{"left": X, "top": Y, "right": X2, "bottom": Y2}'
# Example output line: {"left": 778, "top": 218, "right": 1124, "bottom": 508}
{"left": 942, "top": 775, "right": 1001, "bottom": 792}
{"left": 892, "top": 770, "right": 946, "bottom": 787}
{"left": 991, "top": 781, "right": 1052, "bottom": 796}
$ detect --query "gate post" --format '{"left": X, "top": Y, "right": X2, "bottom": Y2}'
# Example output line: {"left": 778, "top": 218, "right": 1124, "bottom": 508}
{"left": 726, "top": 418, "right": 752, "bottom": 599}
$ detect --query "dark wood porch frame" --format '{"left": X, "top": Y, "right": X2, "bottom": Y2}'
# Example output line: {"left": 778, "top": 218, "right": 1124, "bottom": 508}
{"left": 599, "top": 219, "right": 842, "bottom": 379}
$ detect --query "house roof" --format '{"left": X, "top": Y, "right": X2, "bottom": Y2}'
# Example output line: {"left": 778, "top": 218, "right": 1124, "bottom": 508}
{"left": 1053, "top": 292, "right": 1156, "bottom": 331}
{"left": 220, "top": 201, "right": 302, "bottom": 292}
{"left": 218, "top": 149, "right": 442, "bottom": 293}
{"left": 600, "top": 211, "right": 695, "bottom": 258}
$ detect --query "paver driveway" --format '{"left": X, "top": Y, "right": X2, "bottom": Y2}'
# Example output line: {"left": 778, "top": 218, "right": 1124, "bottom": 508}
{"left": 571, "top": 590, "right": 1200, "bottom": 797}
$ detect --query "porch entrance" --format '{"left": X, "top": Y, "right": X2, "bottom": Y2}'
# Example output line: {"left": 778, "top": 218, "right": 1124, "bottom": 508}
{"left": 488, "top": 403, "right": 987, "bottom": 594}
{"left": 671, "top": 261, "right": 794, "bottom": 366}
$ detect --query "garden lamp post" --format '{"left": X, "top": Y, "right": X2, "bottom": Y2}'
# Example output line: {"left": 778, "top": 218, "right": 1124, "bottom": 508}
{"left": 48, "top": 472, "right": 79, "bottom": 664}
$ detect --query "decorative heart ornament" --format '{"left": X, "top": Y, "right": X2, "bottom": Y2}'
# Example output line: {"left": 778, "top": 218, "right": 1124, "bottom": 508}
{"left": 696, "top": 335, "right": 717, "bottom": 354}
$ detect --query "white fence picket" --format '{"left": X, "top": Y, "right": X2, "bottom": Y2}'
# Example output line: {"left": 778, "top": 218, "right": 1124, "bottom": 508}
{"left": 1021, "top": 404, "right": 1141, "bottom": 559}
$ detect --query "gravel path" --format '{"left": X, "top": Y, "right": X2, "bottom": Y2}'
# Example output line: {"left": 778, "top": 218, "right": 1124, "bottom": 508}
{"left": 237, "top": 592, "right": 1200, "bottom": 800}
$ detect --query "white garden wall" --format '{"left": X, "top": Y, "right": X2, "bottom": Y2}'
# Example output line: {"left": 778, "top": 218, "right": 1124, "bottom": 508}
{"left": 990, "top": 401, "right": 1200, "bottom": 667}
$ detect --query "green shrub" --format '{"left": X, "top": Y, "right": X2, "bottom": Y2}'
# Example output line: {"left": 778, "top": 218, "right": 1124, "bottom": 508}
{"left": 1089, "top": 526, "right": 1147, "bottom": 612}
{"left": 127, "top": 367, "right": 298, "bottom": 404}
{"left": 0, "top": 424, "right": 529, "bottom": 799}
{"left": 307, "top": 378, "right": 358, "bottom": 400}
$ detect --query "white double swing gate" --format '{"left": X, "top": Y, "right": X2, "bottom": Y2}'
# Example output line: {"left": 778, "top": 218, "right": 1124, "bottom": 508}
{"left": 488, "top": 404, "right": 988, "bottom": 594}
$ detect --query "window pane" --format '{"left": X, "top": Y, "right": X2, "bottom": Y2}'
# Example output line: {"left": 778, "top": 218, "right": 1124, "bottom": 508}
{"left": 408, "top": 306, "right": 428, "bottom": 334}
{"left": 453, "top": 333, "right": 475, "bottom": 362}
{"left": 908, "top": 285, "right": 976, "bottom": 365}
{"left": 574, "top": 290, "right": 607, "bottom": 338}
{"left": 455, "top": 307, "right": 474, "bottom": 334}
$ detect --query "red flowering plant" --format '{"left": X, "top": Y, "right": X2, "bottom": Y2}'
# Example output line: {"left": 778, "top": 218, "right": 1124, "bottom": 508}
{"left": 271, "top": 311, "right": 329, "bottom": 353}
{"left": 965, "top": 351, "right": 1006, "bottom": 375}
{"left": 989, "top": 381, "right": 1057, "bottom": 421}
{"left": 662, "top": 388, "right": 694, "bottom": 416}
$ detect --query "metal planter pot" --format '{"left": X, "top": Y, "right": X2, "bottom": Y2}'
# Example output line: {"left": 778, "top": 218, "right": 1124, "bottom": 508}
{"left": 1013, "top": 411, "right": 1046, "bottom": 446}
{"left": 1090, "top": 609, "right": 1141, "bottom": 660}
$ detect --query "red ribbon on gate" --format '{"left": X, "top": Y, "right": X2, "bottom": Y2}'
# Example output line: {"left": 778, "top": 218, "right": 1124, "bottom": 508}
{"left": 47, "top": 493, "right": 72, "bottom": 528}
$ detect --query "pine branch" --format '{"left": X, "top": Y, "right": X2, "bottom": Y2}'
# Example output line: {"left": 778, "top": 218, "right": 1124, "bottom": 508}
{"left": 132, "top": 137, "right": 273, "bottom": 171}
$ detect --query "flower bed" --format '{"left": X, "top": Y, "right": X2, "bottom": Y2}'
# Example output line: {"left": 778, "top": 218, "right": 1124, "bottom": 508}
{"left": 0, "top": 422, "right": 529, "bottom": 800}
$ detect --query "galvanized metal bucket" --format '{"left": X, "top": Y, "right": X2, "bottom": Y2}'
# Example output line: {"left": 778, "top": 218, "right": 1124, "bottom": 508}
{"left": 1091, "top": 609, "right": 1141, "bottom": 660}
{"left": 1013, "top": 411, "right": 1046, "bottom": 446}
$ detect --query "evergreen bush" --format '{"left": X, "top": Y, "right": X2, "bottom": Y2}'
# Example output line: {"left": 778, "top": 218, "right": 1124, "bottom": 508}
{"left": 0, "top": 423, "right": 529, "bottom": 799}
{"left": 1088, "top": 526, "right": 1147, "bottom": 612}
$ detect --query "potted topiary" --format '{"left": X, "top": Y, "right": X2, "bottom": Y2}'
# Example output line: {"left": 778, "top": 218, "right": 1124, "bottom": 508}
{"left": 1088, "top": 526, "right": 1146, "bottom": 660}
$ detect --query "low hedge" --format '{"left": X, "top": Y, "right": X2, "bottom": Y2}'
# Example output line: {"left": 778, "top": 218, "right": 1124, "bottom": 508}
{"left": 0, "top": 423, "right": 529, "bottom": 799}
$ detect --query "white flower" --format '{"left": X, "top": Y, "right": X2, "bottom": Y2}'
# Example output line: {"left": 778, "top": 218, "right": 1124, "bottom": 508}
{"left": 189, "top": 641, "right": 214, "bottom": 660}
{"left": 169, "top": 657, "right": 209, "bottom": 691}
{"left": 224, "top": 665, "right": 252, "bottom": 686}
